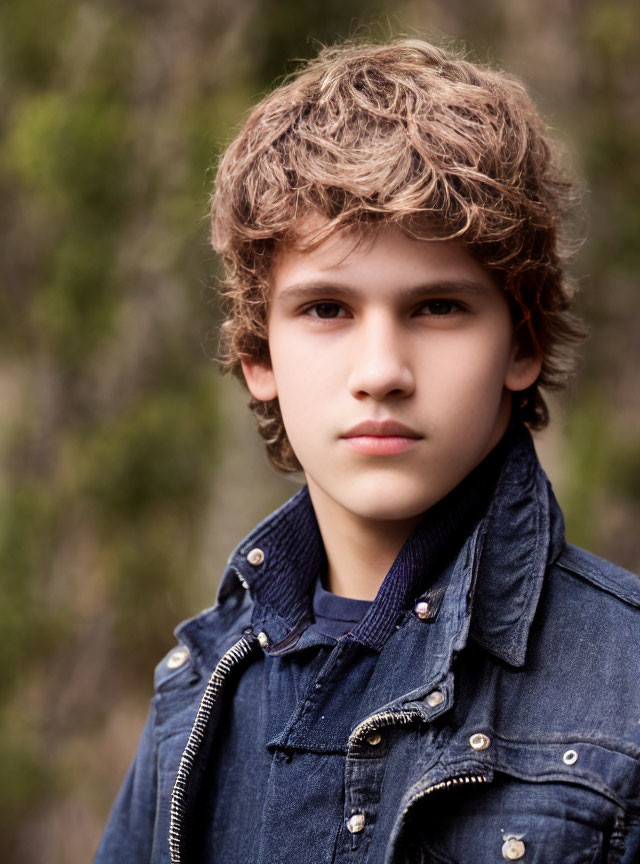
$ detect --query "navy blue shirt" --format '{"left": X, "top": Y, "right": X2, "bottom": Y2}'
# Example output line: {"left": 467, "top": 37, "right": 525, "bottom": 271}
{"left": 309, "top": 577, "right": 372, "bottom": 639}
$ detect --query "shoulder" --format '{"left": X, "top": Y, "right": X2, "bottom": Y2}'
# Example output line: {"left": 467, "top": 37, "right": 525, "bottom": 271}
{"left": 552, "top": 543, "right": 640, "bottom": 609}
{"left": 536, "top": 543, "right": 640, "bottom": 702}
{"left": 541, "top": 543, "right": 640, "bottom": 647}
{"left": 516, "top": 543, "right": 640, "bottom": 748}
{"left": 153, "top": 578, "right": 254, "bottom": 691}
{"left": 149, "top": 602, "right": 254, "bottom": 747}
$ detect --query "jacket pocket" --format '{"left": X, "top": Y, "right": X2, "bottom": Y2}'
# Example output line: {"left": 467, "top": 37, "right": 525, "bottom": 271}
{"left": 405, "top": 775, "right": 610, "bottom": 863}
{"left": 395, "top": 738, "right": 636, "bottom": 864}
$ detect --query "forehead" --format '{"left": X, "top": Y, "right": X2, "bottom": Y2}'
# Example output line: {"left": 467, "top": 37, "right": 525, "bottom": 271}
{"left": 271, "top": 222, "right": 497, "bottom": 297}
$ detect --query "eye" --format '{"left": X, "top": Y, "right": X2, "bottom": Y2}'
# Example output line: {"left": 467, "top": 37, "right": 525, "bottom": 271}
{"left": 305, "top": 302, "right": 346, "bottom": 319}
{"left": 417, "top": 299, "right": 464, "bottom": 316}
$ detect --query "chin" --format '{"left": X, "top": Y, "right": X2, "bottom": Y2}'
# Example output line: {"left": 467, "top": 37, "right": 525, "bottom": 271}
{"left": 345, "top": 491, "right": 439, "bottom": 524}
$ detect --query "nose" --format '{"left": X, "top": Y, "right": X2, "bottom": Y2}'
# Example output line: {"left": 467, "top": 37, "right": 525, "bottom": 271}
{"left": 347, "top": 312, "right": 415, "bottom": 401}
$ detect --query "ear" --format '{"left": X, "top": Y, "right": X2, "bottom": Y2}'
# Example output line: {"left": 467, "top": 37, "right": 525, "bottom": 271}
{"left": 504, "top": 341, "right": 543, "bottom": 393}
{"left": 240, "top": 358, "right": 278, "bottom": 402}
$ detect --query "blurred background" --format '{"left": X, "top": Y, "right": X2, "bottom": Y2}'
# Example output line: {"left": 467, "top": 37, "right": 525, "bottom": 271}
{"left": 0, "top": 0, "right": 638, "bottom": 859}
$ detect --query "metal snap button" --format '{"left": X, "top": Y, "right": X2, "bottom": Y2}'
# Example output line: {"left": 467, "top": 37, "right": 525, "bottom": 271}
{"left": 346, "top": 813, "right": 366, "bottom": 834}
{"left": 366, "top": 732, "right": 382, "bottom": 746}
{"left": 246, "top": 548, "right": 265, "bottom": 566}
{"left": 469, "top": 732, "right": 490, "bottom": 751}
{"left": 426, "top": 689, "right": 445, "bottom": 708}
{"left": 256, "top": 631, "right": 269, "bottom": 649}
{"left": 502, "top": 836, "right": 525, "bottom": 860}
{"left": 167, "top": 645, "right": 190, "bottom": 669}
{"left": 414, "top": 600, "right": 432, "bottom": 620}
{"left": 562, "top": 748, "right": 578, "bottom": 765}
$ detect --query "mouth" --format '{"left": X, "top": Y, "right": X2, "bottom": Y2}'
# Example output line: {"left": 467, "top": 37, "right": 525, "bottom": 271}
{"left": 340, "top": 419, "right": 423, "bottom": 455}
{"left": 342, "top": 419, "right": 423, "bottom": 439}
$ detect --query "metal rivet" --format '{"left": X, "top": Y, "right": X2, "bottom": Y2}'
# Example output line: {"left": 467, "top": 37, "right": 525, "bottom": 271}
{"left": 469, "top": 732, "right": 490, "bottom": 751}
{"left": 562, "top": 748, "right": 578, "bottom": 765}
{"left": 426, "top": 689, "right": 445, "bottom": 708}
{"left": 246, "top": 548, "right": 265, "bottom": 566}
{"left": 346, "top": 813, "right": 366, "bottom": 834}
{"left": 414, "top": 600, "right": 432, "bottom": 620}
{"left": 167, "top": 645, "right": 190, "bottom": 669}
{"left": 256, "top": 631, "right": 269, "bottom": 649}
{"left": 366, "top": 732, "right": 382, "bottom": 746}
{"left": 502, "top": 837, "right": 526, "bottom": 860}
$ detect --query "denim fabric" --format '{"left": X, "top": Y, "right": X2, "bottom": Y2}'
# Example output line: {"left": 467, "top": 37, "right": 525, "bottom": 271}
{"left": 95, "top": 425, "right": 640, "bottom": 864}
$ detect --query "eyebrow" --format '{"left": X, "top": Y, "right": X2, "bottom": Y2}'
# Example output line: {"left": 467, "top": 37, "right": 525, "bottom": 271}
{"left": 276, "top": 279, "right": 489, "bottom": 302}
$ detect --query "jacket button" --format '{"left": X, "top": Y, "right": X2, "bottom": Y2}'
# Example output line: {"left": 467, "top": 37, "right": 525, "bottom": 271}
{"left": 256, "top": 631, "right": 269, "bottom": 649}
{"left": 502, "top": 837, "right": 526, "bottom": 859}
{"left": 426, "top": 689, "right": 445, "bottom": 708}
{"left": 247, "top": 548, "right": 265, "bottom": 566}
{"left": 414, "top": 600, "right": 432, "bottom": 620}
{"left": 469, "top": 732, "right": 490, "bottom": 751}
{"left": 167, "top": 646, "right": 190, "bottom": 669}
{"left": 562, "top": 748, "right": 578, "bottom": 765}
{"left": 346, "top": 813, "right": 366, "bottom": 833}
{"left": 366, "top": 732, "right": 382, "bottom": 746}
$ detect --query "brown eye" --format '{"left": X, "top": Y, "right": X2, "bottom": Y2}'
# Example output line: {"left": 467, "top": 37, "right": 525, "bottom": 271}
{"left": 310, "top": 303, "right": 343, "bottom": 318}
{"left": 420, "top": 300, "right": 460, "bottom": 315}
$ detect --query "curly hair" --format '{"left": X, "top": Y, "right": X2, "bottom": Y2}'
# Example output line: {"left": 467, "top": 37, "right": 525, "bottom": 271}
{"left": 211, "top": 38, "right": 586, "bottom": 472}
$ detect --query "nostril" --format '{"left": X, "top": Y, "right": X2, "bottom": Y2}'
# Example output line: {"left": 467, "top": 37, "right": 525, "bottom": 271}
{"left": 348, "top": 362, "right": 415, "bottom": 401}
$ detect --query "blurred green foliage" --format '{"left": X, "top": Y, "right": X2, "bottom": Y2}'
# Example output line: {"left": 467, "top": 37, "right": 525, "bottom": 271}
{"left": 0, "top": 0, "right": 223, "bottom": 847}
{"left": 83, "top": 386, "right": 216, "bottom": 522}
{"left": 248, "top": 0, "right": 386, "bottom": 83}
{"left": 0, "top": 0, "right": 74, "bottom": 89}
{"left": 0, "top": 482, "right": 64, "bottom": 699}
{"left": 0, "top": 713, "right": 52, "bottom": 824}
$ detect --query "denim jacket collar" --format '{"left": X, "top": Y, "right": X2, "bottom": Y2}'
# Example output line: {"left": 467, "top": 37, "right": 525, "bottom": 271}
{"left": 469, "top": 424, "right": 565, "bottom": 665}
{"left": 211, "top": 423, "right": 564, "bottom": 669}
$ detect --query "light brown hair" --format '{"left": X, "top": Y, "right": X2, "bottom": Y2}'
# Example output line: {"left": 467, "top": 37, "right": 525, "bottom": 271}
{"left": 211, "top": 38, "right": 586, "bottom": 472}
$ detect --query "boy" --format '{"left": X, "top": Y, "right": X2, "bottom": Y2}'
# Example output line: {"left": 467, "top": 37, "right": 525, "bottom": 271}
{"left": 96, "top": 39, "right": 640, "bottom": 863}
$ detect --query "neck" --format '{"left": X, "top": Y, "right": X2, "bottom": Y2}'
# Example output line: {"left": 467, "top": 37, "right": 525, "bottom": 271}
{"left": 306, "top": 422, "right": 516, "bottom": 603}
{"left": 307, "top": 481, "right": 422, "bottom": 601}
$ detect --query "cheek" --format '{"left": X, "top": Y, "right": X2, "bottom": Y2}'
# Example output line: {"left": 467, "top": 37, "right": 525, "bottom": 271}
{"left": 270, "top": 352, "right": 333, "bottom": 445}
{"left": 271, "top": 333, "right": 343, "bottom": 406}
{"left": 425, "top": 332, "right": 511, "bottom": 407}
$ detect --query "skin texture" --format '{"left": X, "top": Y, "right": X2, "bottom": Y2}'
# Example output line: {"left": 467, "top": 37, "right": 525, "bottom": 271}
{"left": 242, "top": 226, "right": 541, "bottom": 600}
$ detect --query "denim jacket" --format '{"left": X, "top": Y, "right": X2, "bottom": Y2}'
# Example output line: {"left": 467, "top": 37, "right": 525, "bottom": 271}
{"left": 95, "top": 428, "right": 640, "bottom": 864}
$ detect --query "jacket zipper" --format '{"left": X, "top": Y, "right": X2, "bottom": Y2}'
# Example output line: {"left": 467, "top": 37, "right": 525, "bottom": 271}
{"left": 388, "top": 772, "right": 490, "bottom": 860}
{"left": 348, "top": 707, "right": 425, "bottom": 749}
{"left": 401, "top": 771, "right": 490, "bottom": 820}
{"left": 169, "top": 632, "right": 260, "bottom": 864}
{"left": 349, "top": 713, "right": 489, "bottom": 792}
{"left": 350, "top": 711, "right": 489, "bottom": 855}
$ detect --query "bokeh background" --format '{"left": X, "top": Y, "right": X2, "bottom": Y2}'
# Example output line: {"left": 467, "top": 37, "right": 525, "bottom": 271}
{"left": 1, "top": 0, "right": 638, "bottom": 859}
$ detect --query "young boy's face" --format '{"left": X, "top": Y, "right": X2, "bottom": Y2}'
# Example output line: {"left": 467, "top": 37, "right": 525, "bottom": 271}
{"left": 242, "top": 223, "right": 541, "bottom": 530}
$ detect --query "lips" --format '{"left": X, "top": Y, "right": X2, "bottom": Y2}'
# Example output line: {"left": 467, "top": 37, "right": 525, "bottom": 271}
{"left": 340, "top": 420, "right": 422, "bottom": 456}
{"left": 341, "top": 419, "right": 423, "bottom": 439}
